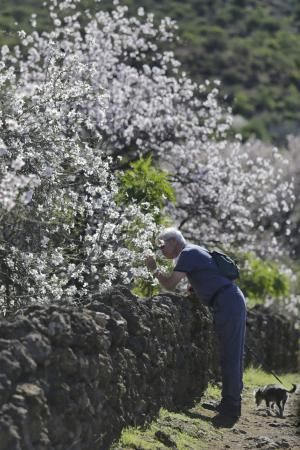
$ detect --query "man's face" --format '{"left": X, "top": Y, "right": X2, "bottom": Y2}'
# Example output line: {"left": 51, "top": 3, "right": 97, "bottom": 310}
{"left": 159, "top": 238, "right": 177, "bottom": 259}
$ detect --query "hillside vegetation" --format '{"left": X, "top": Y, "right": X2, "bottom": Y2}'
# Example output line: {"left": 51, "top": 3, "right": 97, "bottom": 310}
{"left": 1, "top": 0, "right": 300, "bottom": 143}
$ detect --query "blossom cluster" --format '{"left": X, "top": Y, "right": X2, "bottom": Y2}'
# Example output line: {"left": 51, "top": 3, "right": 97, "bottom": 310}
{"left": 0, "top": 11, "right": 159, "bottom": 309}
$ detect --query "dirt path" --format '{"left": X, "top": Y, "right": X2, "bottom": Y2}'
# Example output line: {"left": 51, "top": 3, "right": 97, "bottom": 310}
{"left": 189, "top": 385, "right": 300, "bottom": 449}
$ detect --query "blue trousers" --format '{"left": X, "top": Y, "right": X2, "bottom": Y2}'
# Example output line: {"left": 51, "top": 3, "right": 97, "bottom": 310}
{"left": 212, "top": 284, "right": 247, "bottom": 416}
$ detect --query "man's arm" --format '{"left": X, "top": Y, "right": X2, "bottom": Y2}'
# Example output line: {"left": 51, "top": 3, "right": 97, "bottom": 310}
{"left": 145, "top": 255, "right": 186, "bottom": 290}
{"left": 154, "top": 270, "right": 186, "bottom": 291}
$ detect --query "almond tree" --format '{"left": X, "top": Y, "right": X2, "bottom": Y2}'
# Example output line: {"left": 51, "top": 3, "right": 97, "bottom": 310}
{"left": 0, "top": 35, "right": 158, "bottom": 311}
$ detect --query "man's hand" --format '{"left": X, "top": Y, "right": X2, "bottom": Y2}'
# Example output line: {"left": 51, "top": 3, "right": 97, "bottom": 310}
{"left": 145, "top": 255, "right": 186, "bottom": 291}
{"left": 145, "top": 255, "right": 157, "bottom": 272}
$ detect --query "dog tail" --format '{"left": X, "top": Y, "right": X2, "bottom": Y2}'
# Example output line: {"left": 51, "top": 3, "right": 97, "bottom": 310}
{"left": 287, "top": 384, "right": 297, "bottom": 394}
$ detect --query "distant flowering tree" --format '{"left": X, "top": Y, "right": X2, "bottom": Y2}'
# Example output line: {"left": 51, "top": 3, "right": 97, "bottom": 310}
{"left": 0, "top": 0, "right": 295, "bottom": 310}
{"left": 282, "top": 135, "right": 300, "bottom": 257}
{"left": 171, "top": 138, "right": 294, "bottom": 255}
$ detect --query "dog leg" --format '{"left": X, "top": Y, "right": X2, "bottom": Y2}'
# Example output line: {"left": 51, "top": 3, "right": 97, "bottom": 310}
{"left": 276, "top": 401, "right": 283, "bottom": 417}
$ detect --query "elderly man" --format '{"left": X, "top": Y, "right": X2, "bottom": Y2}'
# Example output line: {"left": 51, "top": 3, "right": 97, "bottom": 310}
{"left": 146, "top": 227, "right": 246, "bottom": 427}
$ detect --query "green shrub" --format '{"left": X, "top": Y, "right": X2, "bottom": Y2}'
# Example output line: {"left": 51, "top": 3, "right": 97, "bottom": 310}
{"left": 117, "top": 156, "right": 175, "bottom": 225}
{"left": 238, "top": 253, "right": 290, "bottom": 306}
{"left": 117, "top": 156, "right": 176, "bottom": 297}
{"left": 241, "top": 117, "right": 270, "bottom": 141}
{"left": 233, "top": 91, "right": 254, "bottom": 116}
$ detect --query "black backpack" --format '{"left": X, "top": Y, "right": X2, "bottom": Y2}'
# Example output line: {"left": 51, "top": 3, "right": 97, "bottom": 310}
{"left": 209, "top": 250, "right": 240, "bottom": 280}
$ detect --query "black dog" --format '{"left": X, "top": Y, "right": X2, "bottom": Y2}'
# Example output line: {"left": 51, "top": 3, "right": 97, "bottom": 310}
{"left": 254, "top": 384, "right": 297, "bottom": 417}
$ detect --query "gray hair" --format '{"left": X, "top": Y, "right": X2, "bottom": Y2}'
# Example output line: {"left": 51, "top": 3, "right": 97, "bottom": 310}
{"left": 158, "top": 227, "right": 186, "bottom": 245}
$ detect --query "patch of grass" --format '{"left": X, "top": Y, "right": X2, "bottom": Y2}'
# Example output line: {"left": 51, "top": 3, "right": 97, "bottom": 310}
{"left": 111, "top": 398, "right": 222, "bottom": 449}
{"left": 202, "top": 382, "right": 221, "bottom": 400}
{"left": 111, "top": 406, "right": 221, "bottom": 449}
{"left": 112, "top": 426, "right": 165, "bottom": 449}
{"left": 158, "top": 408, "right": 212, "bottom": 436}
{"left": 244, "top": 366, "right": 299, "bottom": 391}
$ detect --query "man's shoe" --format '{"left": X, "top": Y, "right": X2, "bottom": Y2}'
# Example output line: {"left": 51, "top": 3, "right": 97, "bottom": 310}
{"left": 212, "top": 413, "right": 239, "bottom": 428}
{"left": 201, "top": 401, "right": 221, "bottom": 412}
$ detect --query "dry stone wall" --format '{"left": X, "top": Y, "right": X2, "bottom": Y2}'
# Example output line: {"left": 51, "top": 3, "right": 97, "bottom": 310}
{"left": 246, "top": 304, "right": 299, "bottom": 372}
{"left": 0, "top": 287, "right": 298, "bottom": 450}
{"left": 0, "top": 287, "right": 215, "bottom": 450}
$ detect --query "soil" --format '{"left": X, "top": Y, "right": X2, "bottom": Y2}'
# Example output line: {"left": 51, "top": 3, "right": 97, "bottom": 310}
{"left": 190, "top": 385, "right": 300, "bottom": 449}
